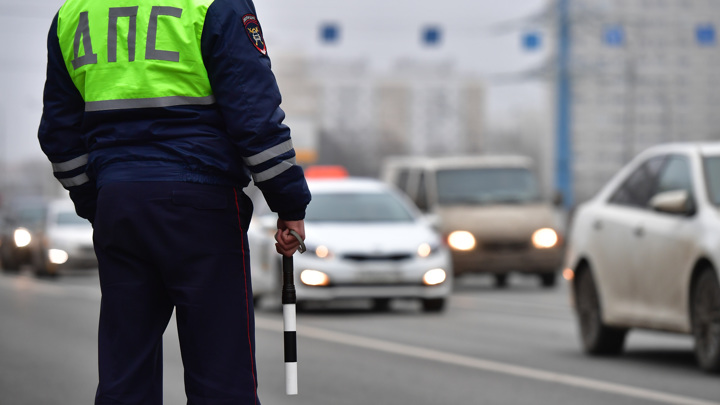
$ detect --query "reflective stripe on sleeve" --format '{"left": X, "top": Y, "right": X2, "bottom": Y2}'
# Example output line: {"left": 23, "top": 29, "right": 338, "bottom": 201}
{"left": 252, "top": 158, "right": 296, "bottom": 183}
{"left": 85, "top": 95, "right": 216, "bottom": 112}
{"left": 52, "top": 154, "right": 89, "bottom": 173}
{"left": 243, "top": 140, "right": 294, "bottom": 167}
{"left": 58, "top": 173, "right": 90, "bottom": 188}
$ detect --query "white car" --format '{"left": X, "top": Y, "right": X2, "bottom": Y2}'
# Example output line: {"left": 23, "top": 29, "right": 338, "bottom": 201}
{"left": 249, "top": 177, "right": 453, "bottom": 312}
{"left": 32, "top": 198, "right": 97, "bottom": 277}
{"left": 564, "top": 142, "right": 720, "bottom": 372}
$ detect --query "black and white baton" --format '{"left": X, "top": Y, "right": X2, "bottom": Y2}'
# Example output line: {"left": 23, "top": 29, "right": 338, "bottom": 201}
{"left": 282, "top": 230, "right": 305, "bottom": 396}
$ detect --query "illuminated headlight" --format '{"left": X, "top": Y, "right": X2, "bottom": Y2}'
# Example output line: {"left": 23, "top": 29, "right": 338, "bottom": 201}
{"left": 447, "top": 231, "right": 476, "bottom": 251}
{"left": 300, "top": 269, "right": 330, "bottom": 286}
{"left": 48, "top": 249, "right": 69, "bottom": 265}
{"left": 423, "top": 268, "right": 447, "bottom": 286}
{"left": 417, "top": 243, "right": 433, "bottom": 258}
{"left": 307, "top": 244, "right": 332, "bottom": 259}
{"left": 13, "top": 228, "right": 32, "bottom": 248}
{"left": 532, "top": 228, "right": 558, "bottom": 249}
{"left": 563, "top": 268, "right": 574, "bottom": 281}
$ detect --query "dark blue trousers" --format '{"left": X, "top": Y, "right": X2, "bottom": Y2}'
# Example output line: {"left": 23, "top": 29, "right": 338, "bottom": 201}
{"left": 93, "top": 182, "right": 260, "bottom": 405}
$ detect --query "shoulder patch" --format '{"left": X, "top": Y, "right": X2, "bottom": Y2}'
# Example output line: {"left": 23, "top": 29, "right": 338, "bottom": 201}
{"left": 242, "top": 14, "right": 267, "bottom": 55}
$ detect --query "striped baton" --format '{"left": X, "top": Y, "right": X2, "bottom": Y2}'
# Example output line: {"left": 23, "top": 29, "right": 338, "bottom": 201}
{"left": 282, "top": 230, "right": 305, "bottom": 395}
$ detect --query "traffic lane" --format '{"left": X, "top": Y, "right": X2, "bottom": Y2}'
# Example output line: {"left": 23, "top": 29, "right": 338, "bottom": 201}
{"left": 2, "top": 271, "right": 718, "bottom": 405}
{"left": 0, "top": 274, "right": 98, "bottom": 405}
{"left": 279, "top": 278, "right": 718, "bottom": 404}
{"left": 252, "top": 316, "right": 715, "bottom": 405}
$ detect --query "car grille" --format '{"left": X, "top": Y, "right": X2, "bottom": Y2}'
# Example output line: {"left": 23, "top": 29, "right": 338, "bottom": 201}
{"left": 342, "top": 253, "right": 413, "bottom": 262}
{"left": 481, "top": 241, "right": 529, "bottom": 252}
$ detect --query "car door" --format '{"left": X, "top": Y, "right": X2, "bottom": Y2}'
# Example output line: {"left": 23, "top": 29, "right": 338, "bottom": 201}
{"left": 589, "top": 156, "right": 666, "bottom": 323}
{"left": 630, "top": 154, "right": 698, "bottom": 329}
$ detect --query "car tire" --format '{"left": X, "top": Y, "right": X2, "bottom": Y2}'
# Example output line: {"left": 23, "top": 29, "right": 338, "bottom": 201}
{"left": 690, "top": 266, "right": 720, "bottom": 373}
{"left": 422, "top": 298, "right": 445, "bottom": 313}
{"left": 494, "top": 274, "right": 508, "bottom": 288}
{"left": 540, "top": 273, "right": 557, "bottom": 288}
{"left": 575, "top": 266, "right": 627, "bottom": 355}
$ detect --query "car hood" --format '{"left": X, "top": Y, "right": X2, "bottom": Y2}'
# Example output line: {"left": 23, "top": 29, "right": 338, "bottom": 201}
{"left": 304, "top": 222, "right": 439, "bottom": 254}
{"left": 435, "top": 203, "right": 560, "bottom": 239}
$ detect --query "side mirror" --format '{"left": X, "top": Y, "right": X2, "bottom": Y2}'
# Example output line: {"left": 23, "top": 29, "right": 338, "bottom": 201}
{"left": 649, "top": 190, "right": 693, "bottom": 215}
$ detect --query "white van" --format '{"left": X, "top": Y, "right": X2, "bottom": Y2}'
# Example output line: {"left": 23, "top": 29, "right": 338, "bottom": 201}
{"left": 381, "top": 155, "right": 565, "bottom": 288}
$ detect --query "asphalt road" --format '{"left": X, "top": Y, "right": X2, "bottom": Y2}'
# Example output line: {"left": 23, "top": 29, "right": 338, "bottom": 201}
{"left": 1, "top": 269, "right": 718, "bottom": 405}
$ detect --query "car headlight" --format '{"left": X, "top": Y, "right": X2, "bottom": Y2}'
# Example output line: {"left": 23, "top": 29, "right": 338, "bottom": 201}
{"left": 306, "top": 244, "right": 332, "bottom": 259}
{"left": 447, "top": 231, "right": 476, "bottom": 251}
{"left": 532, "top": 228, "right": 558, "bottom": 249}
{"left": 417, "top": 242, "right": 441, "bottom": 258}
{"left": 300, "top": 269, "right": 330, "bottom": 286}
{"left": 423, "top": 268, "right": 447, "bottom": 286}
{"left": 13, "top": 228, "right": 32, "bottom": 248}
{"left": 48, "top": 249, "right": 69, "bottom": 265}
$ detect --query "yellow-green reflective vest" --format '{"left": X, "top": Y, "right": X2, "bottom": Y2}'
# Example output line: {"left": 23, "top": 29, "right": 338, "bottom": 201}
{"left": 57, "top": 0, "right": 215, "bottom": 112}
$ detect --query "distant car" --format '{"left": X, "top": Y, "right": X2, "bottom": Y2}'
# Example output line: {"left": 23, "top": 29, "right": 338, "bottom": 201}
{"left": 31, "top": 198, "right": 97, "bottom": 277}
{"left": 250, "top": 177, "right": 453, "bottom": 312}
{"left": 382, "top": 155, "right": 565, "bottom": 288}
{"left": 565, "top": 142, "right": 720, "bottom": 372}
{"left": 0, "top": 197, "right": 47, "bottom": 272}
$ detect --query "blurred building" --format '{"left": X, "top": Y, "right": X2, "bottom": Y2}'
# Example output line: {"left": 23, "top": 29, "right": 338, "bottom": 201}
{"left": 566, "top": 0, "right": 720, "bottom": 202}
{"left": 273, "top": 55, "right": 485, "bottom": 176}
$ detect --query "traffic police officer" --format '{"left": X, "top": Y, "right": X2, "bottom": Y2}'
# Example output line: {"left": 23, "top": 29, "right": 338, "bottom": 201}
{"left": 38, "top": 0, "right": 311, "bottom": 403}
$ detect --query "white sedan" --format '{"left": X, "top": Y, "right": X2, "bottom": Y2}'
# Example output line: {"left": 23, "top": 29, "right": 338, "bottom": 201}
{"left": 565, "top": 142, "right": 720, "bottom": 372}
{"left": 250, "top": 178, "right": 453, "bottom": 312}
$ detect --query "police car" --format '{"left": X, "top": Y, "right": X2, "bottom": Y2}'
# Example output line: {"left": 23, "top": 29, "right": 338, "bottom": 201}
{"left": 249, "top": 170, "right": 453, "bottom": 312}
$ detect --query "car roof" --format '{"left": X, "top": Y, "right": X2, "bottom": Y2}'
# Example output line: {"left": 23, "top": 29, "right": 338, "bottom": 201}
{"left": 307, "top": 177, "right": 393, "bottom": 194}
{"left": 641, "top": 142, "right": 720, "bottom": 157}
{"left": 383, "top": 155, "right": 533, "bottom": 170}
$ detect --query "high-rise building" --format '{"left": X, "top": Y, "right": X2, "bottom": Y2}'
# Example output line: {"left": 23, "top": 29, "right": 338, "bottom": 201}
{"left": 567, "top": 0, "right": 720, "bottom": 202}
{"left": 273, "top": 55, "right": 485, "bottom": 176}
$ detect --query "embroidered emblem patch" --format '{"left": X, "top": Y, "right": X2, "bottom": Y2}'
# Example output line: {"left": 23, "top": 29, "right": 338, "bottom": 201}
{"left": 242, "top": 14, "right": 267, "bottom": 55}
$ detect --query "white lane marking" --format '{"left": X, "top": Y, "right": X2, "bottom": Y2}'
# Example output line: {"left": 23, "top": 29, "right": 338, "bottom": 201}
{"left": 256, "top": 316, "right": 720, "bottom": 405}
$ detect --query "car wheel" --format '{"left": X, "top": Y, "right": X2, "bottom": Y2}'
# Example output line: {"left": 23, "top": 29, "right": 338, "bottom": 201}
{"left": 691, "top": 267, "right": 720, "bottom": 373}
{"left": 372, "top": 298, "right": 391, "bottom": 312}
{"left": 494, "top": 274, "right": 508, "bottom": 288}
{"left": 575, "top": 266, "right": 627, "bottom": 355}
{"left": 422, "top": 298, "right": 445, "bottom": 313}
{"left": 540, "top": 273, "right": 557, "bottom": 288}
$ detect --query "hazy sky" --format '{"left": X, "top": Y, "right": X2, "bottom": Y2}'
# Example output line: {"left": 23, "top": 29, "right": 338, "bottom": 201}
{"left": 0, "top": 0, "right": 548, "bottom": 164}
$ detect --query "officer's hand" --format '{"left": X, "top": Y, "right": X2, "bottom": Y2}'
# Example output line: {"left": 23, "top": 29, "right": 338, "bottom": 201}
{"left": 275, "top": 219, "right": 305, "bottom": 257}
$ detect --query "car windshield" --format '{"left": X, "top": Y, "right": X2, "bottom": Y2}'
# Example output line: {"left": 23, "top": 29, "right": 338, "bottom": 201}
{"left": 14, "top": 206, "right": 45, "bottom": 227}
{"left": 55, "top": 211, "right": 89, "bottom": 226}
{"left": 704, "top": 156, "right": 720, "bottom": 206}
{"left": 306, "top": 192, "right": 415, "bottom": 223}
{"left": 436, "top": 167, "right": 541, "bottom": 205}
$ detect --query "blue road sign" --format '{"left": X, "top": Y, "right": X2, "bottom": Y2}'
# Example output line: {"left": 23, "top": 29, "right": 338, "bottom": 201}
{"left": 604, "top": 25, "right": 624, "bottom": 47}
{"left": 522, "top": 31, "right": 542, "bottom": 51}
{"left": 422, "top": 26, "right": 442, "bottom": 46}
{"left": 320, "top": 23, "right": 340, "bottom": 44}
{"left": 696, "top": 24, "right": 716, "bottom": 46}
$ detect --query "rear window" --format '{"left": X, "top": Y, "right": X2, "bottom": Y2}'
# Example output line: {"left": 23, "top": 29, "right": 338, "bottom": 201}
{"left": 306, "top": 192, "right": 415, "bottom": 223}
{"left": 436, "top": 168, "right": 541, "bottom": 205}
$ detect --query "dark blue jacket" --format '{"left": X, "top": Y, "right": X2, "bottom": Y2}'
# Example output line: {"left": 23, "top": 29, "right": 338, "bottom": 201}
{"left": 38, "top": 0, "right": 311, "bottom": 221}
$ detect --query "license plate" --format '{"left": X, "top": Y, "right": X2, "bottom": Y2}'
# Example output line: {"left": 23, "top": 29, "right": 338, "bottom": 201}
{"left": 355, "top": 270, "right": 401, "bottom": 284}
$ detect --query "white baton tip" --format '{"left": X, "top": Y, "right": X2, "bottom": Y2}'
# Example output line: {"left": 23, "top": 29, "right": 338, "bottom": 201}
{"left": 285, "top": 362, "right": 298, "bottom": 395}
{"left": 283, "top": 304, "right": 297, "bottom": 330}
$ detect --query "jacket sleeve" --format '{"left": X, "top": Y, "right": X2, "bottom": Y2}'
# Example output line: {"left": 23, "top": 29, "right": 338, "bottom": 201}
{"left": 37, "top": 14, "right": 97, "bottom": 223}
{"left": 201, "top": 0, "right": 310, "bottom": 220}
